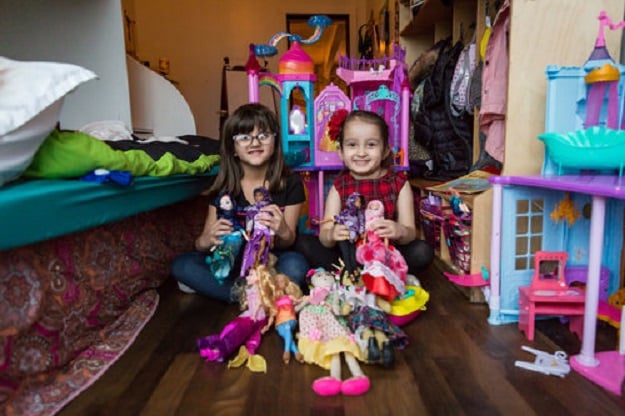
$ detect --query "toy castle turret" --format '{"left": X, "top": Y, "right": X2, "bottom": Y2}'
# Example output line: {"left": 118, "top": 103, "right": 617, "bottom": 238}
{"left": 277, "top": 41, "right": 316, "bottom": 168}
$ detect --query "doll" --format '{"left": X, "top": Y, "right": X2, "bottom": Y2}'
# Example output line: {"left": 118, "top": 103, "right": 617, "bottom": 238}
{"left": 240, "top": 186, "right": 274, "bottom": 277}
{"left": 296, "top": 268, "right": 370, "bottom": 396}
{"left": 356, "top": 199, "right": 407, "bottom": 302}
{"left": 339, "top": 282, "right": 408, "bottom": 367}
{"left": 261, "top": 272, "right": 304, "bottom": 364}
{"left": 205, "top": 190, "right": 246, "bottom": 284}
{"left": 334, "top": 192, "right": 366, "bottom": 283}
{"left": 197, "top": 265, "right": 273, "bottom": 372}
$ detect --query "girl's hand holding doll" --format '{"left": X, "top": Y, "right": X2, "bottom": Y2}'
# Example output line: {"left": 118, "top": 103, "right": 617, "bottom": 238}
{"left": 258, "top": 203, "right": 296, "bottom": 248}
{"left": 366, "top": 218, "right": 406, "bottom": 242}
{"left": 330, "top": 223, "right": 351, "bottom": 243}
{"left": 195, "top": 218, "right": 235, "bottom": 251}
{"left": 257, "top": 204, "right": 284, "bottom": 235}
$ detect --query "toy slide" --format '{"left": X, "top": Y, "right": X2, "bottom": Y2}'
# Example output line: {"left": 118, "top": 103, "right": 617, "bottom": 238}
{"left": 443, "top": 271, "right": 489, "bottom": 287}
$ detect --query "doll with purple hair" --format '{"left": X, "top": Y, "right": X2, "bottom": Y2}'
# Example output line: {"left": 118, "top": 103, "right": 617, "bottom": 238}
{"left": 333, "top": 192, "right": 366, "bottom": 281}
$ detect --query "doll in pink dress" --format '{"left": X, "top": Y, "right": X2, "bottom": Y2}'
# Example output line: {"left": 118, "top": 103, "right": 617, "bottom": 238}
{"left": 356, "top": 199, "right": 407, "bottom": 302}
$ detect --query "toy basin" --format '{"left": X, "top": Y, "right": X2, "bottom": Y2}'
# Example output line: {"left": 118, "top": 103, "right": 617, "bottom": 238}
{"left": 387, "top": 285, "right": 429, "bottom": 326}
{"left": 539, "top": 127, "right": 625, "bottom": 171}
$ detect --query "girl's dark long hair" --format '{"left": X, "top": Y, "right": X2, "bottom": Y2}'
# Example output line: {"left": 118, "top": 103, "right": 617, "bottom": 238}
{"left": 207, "top": 103, "right": 290, "bottom": 200}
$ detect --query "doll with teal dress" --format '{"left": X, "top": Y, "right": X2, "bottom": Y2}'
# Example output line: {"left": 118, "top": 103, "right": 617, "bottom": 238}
{"left": 205, "top": 191, "right": 245, "bottom": 284}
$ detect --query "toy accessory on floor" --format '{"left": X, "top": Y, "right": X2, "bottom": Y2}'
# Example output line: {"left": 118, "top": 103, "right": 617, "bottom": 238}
{"left": 515, "top": 345, "right": 571, "bottom": 378}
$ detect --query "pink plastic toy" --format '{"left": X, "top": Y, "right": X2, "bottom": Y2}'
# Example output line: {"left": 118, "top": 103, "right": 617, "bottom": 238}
{"left": 517, "top": 251, "right": 586, "bottom": 341}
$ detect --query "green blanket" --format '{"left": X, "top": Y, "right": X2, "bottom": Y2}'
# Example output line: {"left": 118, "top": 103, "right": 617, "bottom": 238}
{"left": 24, "top": 130, "right": 220, "bottom": 178}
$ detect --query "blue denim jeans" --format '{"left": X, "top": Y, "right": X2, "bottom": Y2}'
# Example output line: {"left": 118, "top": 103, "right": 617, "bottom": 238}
{"left": 171, "top": 249, "right": 309, "bottom": 303}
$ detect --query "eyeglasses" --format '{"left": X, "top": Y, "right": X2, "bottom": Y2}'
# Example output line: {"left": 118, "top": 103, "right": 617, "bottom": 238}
{"left": 232, "top": 132, "right": 275, "bottom": 144}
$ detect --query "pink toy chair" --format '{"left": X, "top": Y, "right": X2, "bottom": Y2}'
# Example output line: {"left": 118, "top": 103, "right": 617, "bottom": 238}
{"left": 518, "top": 251, "right": 586, "bottom": 341}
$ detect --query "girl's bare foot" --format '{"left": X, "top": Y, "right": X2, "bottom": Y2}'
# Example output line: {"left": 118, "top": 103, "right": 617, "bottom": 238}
{"left": 294, "top": 352, "right": 304, "bottom": 363}
{"left": 283, "top": 351, "right": 291, "bottom": 364}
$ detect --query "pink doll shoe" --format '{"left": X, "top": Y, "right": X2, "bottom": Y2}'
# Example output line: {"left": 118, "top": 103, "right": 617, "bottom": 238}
{"left": 341, "top": 375, "right": 370, "bottom": 396}
{"left": 312, "top": 376, "right": 342, "bottom": 396}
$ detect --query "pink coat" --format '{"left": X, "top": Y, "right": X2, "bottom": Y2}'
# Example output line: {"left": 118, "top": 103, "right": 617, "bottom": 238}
{"left": 479, "top": 0, "right": 510, "bottom": 163}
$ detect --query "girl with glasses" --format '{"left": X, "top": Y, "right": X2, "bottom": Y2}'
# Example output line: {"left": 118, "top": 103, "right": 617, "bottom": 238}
{"left": 171, "top": 103, "right": 309, "bottom": 302}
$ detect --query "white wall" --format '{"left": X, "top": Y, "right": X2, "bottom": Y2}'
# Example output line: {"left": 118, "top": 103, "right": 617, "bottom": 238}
{"left": 127, "top": 55, "right": 197, "bottom": 136}
{"left": 0, "top": 0, "right": 132, "bottom": 131}
{"left": 125, "top": 0, "right": 388, "bottom": 139}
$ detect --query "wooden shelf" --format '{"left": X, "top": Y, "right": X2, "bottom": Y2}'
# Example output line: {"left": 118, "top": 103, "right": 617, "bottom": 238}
{"left": 400, "top": 1, "right": 453, "bottom": 36}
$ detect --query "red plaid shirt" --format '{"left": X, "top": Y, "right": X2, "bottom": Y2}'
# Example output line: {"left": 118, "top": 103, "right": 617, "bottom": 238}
{"left": 333, "top": 170, "right": 407, "bottom": 220}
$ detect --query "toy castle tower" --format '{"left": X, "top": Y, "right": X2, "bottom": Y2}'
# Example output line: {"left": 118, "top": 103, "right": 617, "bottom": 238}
{"left": 277, "top": 41, "right": 316, "bottom": 168}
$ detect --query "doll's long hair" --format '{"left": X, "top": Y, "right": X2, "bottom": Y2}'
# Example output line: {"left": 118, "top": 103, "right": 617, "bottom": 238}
{"left": 235, "top": 264, "right": 277, "bottom": 313}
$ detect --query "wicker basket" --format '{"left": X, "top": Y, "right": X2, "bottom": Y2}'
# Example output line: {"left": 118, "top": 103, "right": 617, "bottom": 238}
{"left": 419, "top": 200, "right": 450, "bottom": 256}
{"left": 442, "top": 210, "right": 472, "bottom": 274}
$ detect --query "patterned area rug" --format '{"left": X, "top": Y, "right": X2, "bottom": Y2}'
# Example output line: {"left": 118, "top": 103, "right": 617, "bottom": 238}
{"left": 2, "top": 290, "right": 159, "bottom": 416}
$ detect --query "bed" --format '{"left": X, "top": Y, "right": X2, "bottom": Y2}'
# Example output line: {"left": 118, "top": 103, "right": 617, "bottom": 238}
{"left": 0, "top": 57, "right": 220, "bottom": 415}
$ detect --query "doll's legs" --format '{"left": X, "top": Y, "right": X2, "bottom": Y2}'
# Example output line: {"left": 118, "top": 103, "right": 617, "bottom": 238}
{"left": 312, "top": 354, "right": 342, "bottom": 396}
{"left": 375, "top": 330, "right": 394, "bottom": 367}
{"left": 276, "top": 320, "right": 303, "bottom": 363}
{"left": 362, "top": 327, "right": 380, "bottom": 362}
{"left": 362, "top": 328, "right": 394, "bottom": 367}
{"left": 342, "top": 352, "right": 370, "bottom": 395}
{"left": 338, "top": 240, "right": 359, "bottom": 277}
{"left": 396, "top": 239, "right": 435, "bottom": 275}
{"left": 256, "top": 235, "right": 268, "bottom": 266}
{"left": 312, "top": 353, "right": 369, "bottom": 396}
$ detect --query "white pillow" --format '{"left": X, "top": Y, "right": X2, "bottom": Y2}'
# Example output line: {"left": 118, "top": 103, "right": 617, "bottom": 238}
{"left": 0, "top": 57, "right": 97, "bottom": 185}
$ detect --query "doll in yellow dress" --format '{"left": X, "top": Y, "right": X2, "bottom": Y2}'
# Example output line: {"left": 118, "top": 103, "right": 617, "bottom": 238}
{"left": 296, "top": 268, "right": 369, "bottom": 396}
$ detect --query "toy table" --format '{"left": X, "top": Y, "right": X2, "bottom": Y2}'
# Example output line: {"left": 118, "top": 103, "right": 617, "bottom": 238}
{"left": 490, "top": 174, "right": 625, "bottom": 396}
{"left": 518, "top": 285, "right": 586, "bottom": 341}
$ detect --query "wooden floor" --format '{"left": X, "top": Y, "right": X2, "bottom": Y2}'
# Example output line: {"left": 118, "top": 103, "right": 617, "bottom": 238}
{"left": 60, "top": 261, "right": 625, "bottom": 416}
